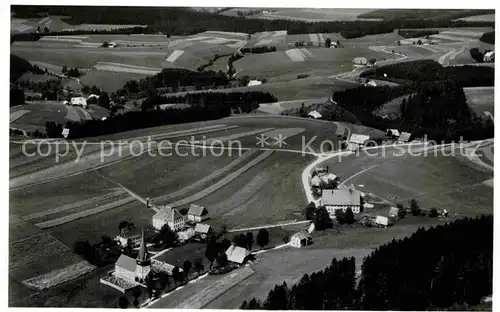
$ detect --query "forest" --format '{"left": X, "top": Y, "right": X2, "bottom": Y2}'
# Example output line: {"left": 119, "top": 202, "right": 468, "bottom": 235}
{"left": 10, "top": 26, "right": 149, "bottom": 42}
{"left": 241, "top": 215, "right": 492, "bottom": 310}
{"left": 360, "top": 60, "right": 494, "bottom": 87}
{"left": 11, "top": 6, "right": 494, "bottom": 39}
{"left": 358, "top": 9, "right": 494, "bottom": 20}
{"left": 397, "top": 29, "right": 439, "bottom": 38}
{"left": 479, "top": 31, "right": 495, "bottom": 44}
{"left": 332, "top": 81, "right": 494, "bottom": 142}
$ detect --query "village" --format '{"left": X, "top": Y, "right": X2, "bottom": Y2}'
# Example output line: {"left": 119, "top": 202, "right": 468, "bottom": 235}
{"left": 93, "top": 127, "right": 450, "bottom": 306}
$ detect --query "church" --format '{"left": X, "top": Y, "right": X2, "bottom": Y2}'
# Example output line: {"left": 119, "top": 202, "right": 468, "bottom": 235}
{"left": 115, "top": 229, "right": 151, "bottom": 283}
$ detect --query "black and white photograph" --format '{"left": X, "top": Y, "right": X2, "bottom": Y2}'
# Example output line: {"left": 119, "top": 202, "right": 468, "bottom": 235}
{"left": 6, "top": 3, "right": 496, "bottom": 310}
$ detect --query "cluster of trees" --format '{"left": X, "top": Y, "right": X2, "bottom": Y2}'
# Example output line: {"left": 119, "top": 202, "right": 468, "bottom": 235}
{"left": 10, "top": 26, "right": 149, "bottom": 43}
{"left": 196, "top": 53, "right": 231, "bottom": 72}
{"left": 117, "top": 68, "right": 230, "bottom": 95}
{"left": 11, "top": 6, "right": 494, "bottom": 39}
{"left": 48, "top": 105, "right": 229, "bottom": 138}
{"left": 142, "top": 91, "right": 277, "bottom": 113}
{"left": 241, "top": 257, "right": 358, "bottom": 309}
{"left": 479, "top": 31, "right": 494, "bottom": 44}
{"left": 232, "top": 229, "right": 270, "bottom": 250}
{"left": 241, "top": 46, "right": 277, "bottom": 54}
{"left": 14, "top": 78, "right": 63, "bottom": 101}
{"left": 304, "top": 203, "right": 334, "bottom": 230}
{"left": 296, "top": 74, "right": 309, "bottom": 79}
{"left": 10, "top": 88, "right": 25, "bottom": 107}
{"left": 358, "top": 9, "right": 494, "bottom": 21}
{"left": 10, "top": 54, "right": 45, "bottom": 82}
{"left": 227, "top": 53, "right": 243, "bottom": 77}
{"left": 360, "top": 60, "right": 494, "bottom": 87}
{"left": 242, "top": 215, "right": 492, "bottom": 310}
{"left": 397, "top": 29, "right": 439, "bottom": 38}
{"left": 73, "top": 236, "right": 121, "bottom": 267}
{"left": 62, "top": 65, "right": 81, "bottom": 77}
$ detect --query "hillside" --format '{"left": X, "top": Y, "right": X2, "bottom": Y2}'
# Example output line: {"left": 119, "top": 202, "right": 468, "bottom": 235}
{"left": 10, "top": 54, "right": 43, "bottom": 82}
{"left": 358, "top": 9, "right": 495, "bottom": 21}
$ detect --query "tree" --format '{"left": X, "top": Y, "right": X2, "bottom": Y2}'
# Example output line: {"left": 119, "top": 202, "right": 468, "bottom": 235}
{"left": 118, "top": 296, "right": 129, "bottom": 309}
{"left": 102, "top": 41, "right": 109, "bottom": 48}
{"left": 205, "top": 236, "right": 218, "bottom": 268}
{"left": 81, "top": 85, "right": 90, "bottom": 95}
{"left": 90, "top": 85, "right": 100, "bottom": 95}
{"left": 220, "top": 238, "right": 231, "bottom": 251}
{"left": 246, "top": 232, "right": 254, "bottom": 250}
{"left": 220, "top": 224, "right": 228, "bottom": 234}
{"left": 417, "top": 39, "right": 423, "bottom": 45}
{"left": 119, "top": 221, "right": 133, "bottom": 232}
{"left": 256, "top": 228, "right": 270, "bottom": 249}
{"left": 43, "top": 26, "right": 49, "bottom": 33}
{"left": 304, "top": 202, "right": 316, "bottom": 220}
{"left": 194, "top": 257, "right": 204, "bottom": 275}
{"left": 335, "top": 209, "right": 345, "bottom": 224}
{"left": 429, "top": 208, "right": 438, "bottom": 218}
{"left": 325, "top": 38, "right": 331, "bottom": 48}
{"left": 368, "top": 58, "right": 377, "bottom": 65}
{"left": 469, "top": 48, "right": 484, "bottom": 63}
{"left": 397, "top": 203, "right": 407, "bottom": 218}
{"left": 62, "top": 65, "right": 68, "bottom": 74}
{"left": 410, "top": 199, "right": 421, "bottom": 216}
{"left": 132, "top": 287, "right": 142, "bottom": 308}
{"left": 158, "top": 272, "right": 170, "bottom": 290}
{"left": 183, "top": 260, "right": 192, "bottom": 280}
{"left": 233, "top": 233, "right": 248, "bottom": 248}
{"left": 98, "top": 92, "right": 111, "bottom": 109}
{"left": 344, "top": 207, "right": 355, "bottom": 224}
{"left": 282, "top": 235, "right": 290, "bottom": 244}
{"left": 215, "top": 252, "right": 228, "bottom": 268}
{"left": 156, "top": 224, "right": 179, "bottom": 247}
{"left": 172, "top": 266, "right": 182, "bottom": 285}
{"left": 264, "top": 282, "right": 290, "bottom": 309}
{"left": 316, "top": 207, "right": 333, "bottom": 230}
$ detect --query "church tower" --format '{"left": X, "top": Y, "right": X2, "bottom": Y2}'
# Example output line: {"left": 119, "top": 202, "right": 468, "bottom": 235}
{"left": 135, "top": 229, "right": 151, "bottom": 282}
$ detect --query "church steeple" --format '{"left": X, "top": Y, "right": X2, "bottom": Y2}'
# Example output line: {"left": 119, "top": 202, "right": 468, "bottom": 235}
{"left": 136, "top": 229, "right": 150, "bottom": 263}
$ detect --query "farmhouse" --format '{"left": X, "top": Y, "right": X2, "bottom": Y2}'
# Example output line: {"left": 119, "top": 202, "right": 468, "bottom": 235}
{"left": 194, "top": 223, "right": 212, "bottom": 239}
{"left": 308, "top": 110, "right": 322, "bottom": 119}
{"left": 483, "top": 51, "right": 495, "bottom": 62}
{"left": 375, "top": 215, "right": 391, "bottom": 227}
{"left": 311, "top": 175, "right": 322, "bottom": 187}
{"left": 364, "top": 80, "right": 377, "bottom": 87}
{"left": 321, "top": 186, "right": 362, "bottom": 218}
{"left": 70, "top": 97, "right": 87, "bottom": 108}
{"left": 386, "top": 129, "right": 401, "bottom": 138}
{"left": 225, "top": 245, "right": 251, "bottom": 265}
{"left": 353, "top": 57, "right": 368, "bottom": 66}
{"left": 187, "top": 204, "right": 209, "bottom": 223}
{"left": 152, "top": 205, "right": 185, "bottom": 231}
{"left": 389, "top": 207, "right": 400, "bottom": 218}
{"left": 115, "top": 227, "right": 142, "bottom": 248}
{"left": 290, "top": 230, "right": 312, "bottom": 248}
{"left": 398, "top": 132, "right": 411, "bottom": 143}
{"left": 347, "top": 134, "right": 370, "bottom": 152}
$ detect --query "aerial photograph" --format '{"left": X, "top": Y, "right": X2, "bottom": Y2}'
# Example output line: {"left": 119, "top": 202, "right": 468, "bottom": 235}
{"left": 9, "top": 5, "right": 494, "bottom": 310}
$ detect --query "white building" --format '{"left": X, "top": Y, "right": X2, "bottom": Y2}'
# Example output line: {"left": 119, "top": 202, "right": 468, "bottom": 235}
{"left": 152, "top": 205, "right": 185, "bottom": 231}
{"left": 290, "top": 230, "right": 312, "bottom": 248}
{"left": 347, "top": 134, "right": 370, "bottom": 152}
{"left": 115, "top": 230, "right": 151, "bottom": 283}
{"left": 389, "top": 207, "right": 400, "bottom": 218}
{"left": 194, "top": 223, "right": 212, "bottom": 239}
{"left": 386, "top": 129, "right": 401, "bottom": 138}
{"left": 187, "top": 204, "right": 209, "bottom": 223}
{"left": 375, "top": 215, "right": 390, "bottom": 227}
{"left": 398, "top": 132, "right": 411, "bottom": 143}
{"left": 364, "top": 80, "right": 377, "bottom": 87}
{"left": 321, "top": 186, "right": 362, "bottom": 219}
{"left": 70, "top": 97, "right": 87, "bottom": 108}
{"left": 225, "top": 245, "right": 251, "bottom": 264}
{"left": 483, "top": 51, "right": 495, "bottom": 62}
{"left": 308, "top": 110, "right": 322, "bottom": 119}
{"left": 353, "top": 57, "right": 368, "bottom": 65}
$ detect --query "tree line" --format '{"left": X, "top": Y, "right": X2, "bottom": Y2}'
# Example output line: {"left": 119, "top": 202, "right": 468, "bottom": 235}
{"left": 479, "top": 31, "right": 494, "bottom": 44}
{"left": 141, "top": 91, "right": 277, "bottom": 113}
{"left": 360, "top": 60, "right": 494, "bottom": 87}
{"left": 241, "top": 215, "right": 492, "bottom": 310}
{"left": 11, "top": 6, "right": 494, "bottom": 39}
{"left": 47, "top": 105, "right": 230, "bottom": 139}
{"left": 397, "top": 29, "right": 439, "bottom": 38}
{"left": 10, "top": 54, "right": 45, "bottom": 82}
{"left": 241, "top": 46, "right": 277, "bottom": 54}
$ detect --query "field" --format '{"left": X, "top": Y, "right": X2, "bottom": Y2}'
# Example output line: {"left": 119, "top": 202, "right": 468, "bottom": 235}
{"left": 10, "top": 102, "right": 109, "bottom": 134}
{"left": 223, "top": 8, "right": 380, "bottom": 22}
{"left": 454, "top": 14, "right": 496, "bottom": 22}
{"left": 464, "top": 87, "right": 495, "bottom": 118}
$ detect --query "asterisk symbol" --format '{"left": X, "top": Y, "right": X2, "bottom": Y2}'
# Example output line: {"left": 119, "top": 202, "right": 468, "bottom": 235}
{"left": 256, "top": 134, "right": 269, "bottom": 147}
{"left": 274, "top": 134, "right": 288, "bottom": 148}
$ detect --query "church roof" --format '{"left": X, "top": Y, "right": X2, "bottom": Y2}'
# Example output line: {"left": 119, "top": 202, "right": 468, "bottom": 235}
{"left": 116, "top": 254, "right": 136, "bottom": 272}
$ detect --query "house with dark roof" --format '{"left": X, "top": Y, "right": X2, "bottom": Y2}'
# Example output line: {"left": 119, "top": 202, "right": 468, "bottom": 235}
{"left": 187, "top": 204, "right": 208, "bottom": 223}
{"left": 152, "top": 205, "right": 185, "bottom": 231}
{"left": 115, "top": 227, "right": 142, "bottom": 248}
{"left": 290, "top": 230, "right": 312, "bottom": 248}
{"left": 321, "top": 186, "right": 362, "bottom": 218}
{"left": 225, "top": 245, "right": 251, "bottom": 264}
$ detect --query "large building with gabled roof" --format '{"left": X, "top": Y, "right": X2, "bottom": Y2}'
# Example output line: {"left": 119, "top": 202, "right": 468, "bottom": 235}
{"left": 152, "top": 205, "right": 185, "bottom": 231}
{"left": 187, "top": 204, "right": 209, "bottom": 223}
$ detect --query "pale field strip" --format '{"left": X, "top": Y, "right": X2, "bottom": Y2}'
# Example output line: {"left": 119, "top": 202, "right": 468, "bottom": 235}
{"left": 35, "top": 196, "right": 136, "bottom": 229}
{"left": 454, "top": 14, "right": 496, "bottom": 22}
{"left": 227, "top": 41, "right": 247, "bottom": 49}
{"left": 151, "top": 149, "right": 260, "bottom": 203}
{"left": 203, "top": 37, "right": 233, "bottom": 44}
{"left": 441, "top": 30, "right": 485, "bottom": 38}
{"left": 10, "top": 110, "right": 30, "bottom": 123}
{"left": 273, "top": 30, "right": 288, "bottom": 36}
{"left": 308, "top": 33, "right": 319, "bottom": 43}
{"left": 22, "top": 260, "right": 97, "bottom": 290}
{"left": 416, "top": 45, "right": 441, "bottom": 53}
{"left": 438, "top": 48, "right": 458, "bottom": 65}
{"left": 11, "top": 23, "right": 34, "bottom": 32}
{"left": 9, "top": 125, "right": 239, "bottom": 190}
{"left": 112, "top": 40, "right": 170, "bottom": 46}
{"left": 22, "top": 189, "right": 126, "bottom": 221}
{"left": 254, "top": 39, "right": 273, "bottom": 46}
{"left": 75, "top": 42, "right": 103, "bottom": 48}
{"left": 286, "top": 48, "right": 307, "bottom": 62}
{"left": 94, "top": 62, "right": 162, "bottom": 75}
{"left": 430, "top": 34, "right": 476, "bottom": 42}
{"left": 175, "top": 266, "right": 255, "bottom": 309}
{"left": 168, "top": 150, "right": 274, "bottom": 208}
{"left": 203, "top": 127, "right": 275, "bottom": 144}
{"left": 165, "top": 50, "right": 185, "bottom": 63}
{"left": 39, "top": 37, "right": 85, "bottom": 43}
{"left": 63, "top": 24, "right": 147, "bottom": 31}
{"left": 204, "top": 31, "right": 249, "bottom": 38}
{"left": 300, "top": 48, "right": 314, "bottom": 58}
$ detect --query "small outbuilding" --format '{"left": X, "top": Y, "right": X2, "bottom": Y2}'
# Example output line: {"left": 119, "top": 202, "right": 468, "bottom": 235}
{"left": 389, "top": 207, "right": 400, "bottom": 218}
{"left": 194, "top": 223, "right": 212, "bottom": 239}
{"left": 308, "top": 110, "right": 322, "bottom": 119}
{"left": 398, "top": 132, "right": 411, "bottom": 143}
{"left": 225, "top": 245, "right": 251, "bottom": 264}
{"left": 187, "top": 204, "right": 209, "bottom": 223}
{"left": 290, "top": 230, "right": 312, "bottom": 248}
